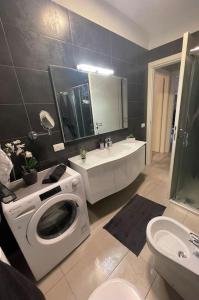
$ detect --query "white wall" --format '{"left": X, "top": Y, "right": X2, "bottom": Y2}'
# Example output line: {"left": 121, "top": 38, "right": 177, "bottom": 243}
{"left": 52, "top": 0, "right": 148, "bottom": 49}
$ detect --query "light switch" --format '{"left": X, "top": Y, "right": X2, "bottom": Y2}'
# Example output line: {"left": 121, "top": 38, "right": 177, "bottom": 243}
{"left": 53, "top": 143, "right": 65, "bottom": 152}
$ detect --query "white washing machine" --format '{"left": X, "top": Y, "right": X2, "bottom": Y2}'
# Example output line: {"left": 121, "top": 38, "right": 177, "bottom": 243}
{"left": 2, "top": 167, "right": 90, "bottom": 281}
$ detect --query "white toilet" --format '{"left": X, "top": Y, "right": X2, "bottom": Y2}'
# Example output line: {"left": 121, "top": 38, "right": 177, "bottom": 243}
{"left": 88, "top": 278, "right": 143, "bottom": 300}
{"left": 147, "top": 216, "right": 199, "bottom": 300}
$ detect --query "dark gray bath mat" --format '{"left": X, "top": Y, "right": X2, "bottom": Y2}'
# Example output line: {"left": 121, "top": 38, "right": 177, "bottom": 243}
{"left": 104, "top": 194, "right": 166, "bottom": 256}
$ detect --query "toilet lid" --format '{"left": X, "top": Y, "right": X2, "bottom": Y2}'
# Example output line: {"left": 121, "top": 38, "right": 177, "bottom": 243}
{"left": 88, "top": 279, "right": 143, "bottom": 300}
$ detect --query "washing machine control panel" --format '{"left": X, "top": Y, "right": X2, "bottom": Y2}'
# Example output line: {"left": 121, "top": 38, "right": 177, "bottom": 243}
{"left": 39, "top": 186, "right": 61, "bottom": 201}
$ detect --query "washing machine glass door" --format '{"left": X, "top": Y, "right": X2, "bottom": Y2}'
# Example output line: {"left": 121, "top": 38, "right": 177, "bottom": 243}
{"left": 27, "top": 193, "right": 81, "bottom": 245}
{"left": 37, "top": 200, "right": 77, "bottom": 240}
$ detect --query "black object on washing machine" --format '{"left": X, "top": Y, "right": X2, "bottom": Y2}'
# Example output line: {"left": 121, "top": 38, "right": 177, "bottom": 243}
{"left": 42, "top": 164, "right": 67, "bottom": 184}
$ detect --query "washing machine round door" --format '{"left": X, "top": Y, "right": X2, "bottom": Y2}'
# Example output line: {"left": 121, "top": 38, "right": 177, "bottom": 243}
{"left": 27, "top": 193, "right": 82, "bottom": 245}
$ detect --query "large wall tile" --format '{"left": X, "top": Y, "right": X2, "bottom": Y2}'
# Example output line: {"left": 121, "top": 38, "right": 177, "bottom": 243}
{"left": 0, "top": 66, "right": 22, "bottom": 104}
{"left": 147, "top": 38, "right": 182, "bottom": 62}
{"left": 73, "top": 46, "right": 112, "bottom": 69}
{"left": 25, "top": 103, "right": 59, "bottom": 133}
{"left": 128, "top": 83, "right": 146, "bottom": 101}
{"left": 128, "top": 116, "right": 146, "bottom": 140}
{"left": 0, "top": 0, "right": 71, "bottom": 42}
{"left": 111, "top": 32, "right": 146, "bottom": 62}
{"left": 0, "top": 105, "right": 30, "bottom": 140}
{"left": 69, "top": 11, "right": 111, "bottom": 56}
{"left": 28, "top": 131, "right": 67, "bottom": 167}
{"left": 128, "top": 101, "right": 145, "bottom": 118}
{"left": 5, "top": 24, "right": 75, "bottom": 70}
{"left": 0, "top": 22, "right": 12, "bottom": 65}
{"left": 16, "top": 68, "right": 54, "bottom": 103}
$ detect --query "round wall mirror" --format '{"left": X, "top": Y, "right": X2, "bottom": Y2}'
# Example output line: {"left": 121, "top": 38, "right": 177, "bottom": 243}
{"left": 40, "top": 110, "right": 55, "bottom": 131}
{"left": 28, "top": 110, "right": 55, "bottom": 140}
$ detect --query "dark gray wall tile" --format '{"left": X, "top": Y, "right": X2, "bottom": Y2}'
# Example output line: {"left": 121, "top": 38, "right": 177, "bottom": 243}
{"left": 0, "top": 105, "right": 30, "bottom": 140}
{"left": 111, "top": 32, "right": 146, "bottom": 62}
{"left": 0, "top": 66, "right": 22, "bottom": 104}
{"left": 28, "top": 131, "right": 67, "bottom": 166}
{"left": 128, "top": 116, "right": 145, "bottom": 140}
{"left": 5, "top": 24, "right": 74, "bottom": 70}
{"left": 25, "top": 103, "right": 59, "bottom": 133}
{"left": 16, "top": 68, "right": 54, "bottom": 103}
{"left": 73, "top": 45, "right": 112, "bottom": 69}
{"left": 147, "top": 38, "right": 182, "bottom": 62}
{"left": 128, "top": 101, "right": 145, "bottom": 118}
{"left": 0, "top": 0, "right": 71, "bottom": 42}
{"left": 192, "top": 31, "right": 199, "bottom": 48}
{"left": 0, "top": 21, "right": 12, "bottom": 65}
{"left": 69, "top": 11, "right": 111, "bottom": 56}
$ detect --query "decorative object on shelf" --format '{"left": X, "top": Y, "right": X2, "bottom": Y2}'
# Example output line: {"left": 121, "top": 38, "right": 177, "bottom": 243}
{"left": 0, "top": 148, "right": 13, "bottom": 187}
{"left": 126, "top": 134, "right": 136, "bottom": 143}
{"left": 4, "top": 140, "right": 38, "bottom": 186}
{"left": 80, "top": 148, "right": 87, "bottom": 161}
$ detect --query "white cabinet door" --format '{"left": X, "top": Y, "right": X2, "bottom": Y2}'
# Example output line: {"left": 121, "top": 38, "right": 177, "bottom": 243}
{"left": 88, "top": 164, "right": 115, "bottom": 204}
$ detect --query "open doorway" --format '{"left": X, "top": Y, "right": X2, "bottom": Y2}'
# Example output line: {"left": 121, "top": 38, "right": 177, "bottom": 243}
{"left": 151, "top": 63, "right": 180, "bottom": 166}
{"left": 146, "top": 53, "right": 181, "bottom": 168}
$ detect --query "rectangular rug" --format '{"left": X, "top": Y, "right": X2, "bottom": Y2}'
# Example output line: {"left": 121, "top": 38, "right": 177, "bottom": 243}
{"left": 104, "top": 194, "right": 166, "bottom": 256}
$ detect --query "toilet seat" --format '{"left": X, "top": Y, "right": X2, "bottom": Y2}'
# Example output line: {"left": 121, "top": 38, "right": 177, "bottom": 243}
{"left": 88, "top": 278, "right": 143, "bottom": 300}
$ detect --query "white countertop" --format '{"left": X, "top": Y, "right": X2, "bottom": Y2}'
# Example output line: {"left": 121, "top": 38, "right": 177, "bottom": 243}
{"left": 69, "top": 140, "right": 146, "bottom": 170}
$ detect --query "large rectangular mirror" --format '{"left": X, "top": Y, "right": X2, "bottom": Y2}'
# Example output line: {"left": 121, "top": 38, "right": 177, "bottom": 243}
{"left": 49, "top": 66, "right": 128, "bottom": 142}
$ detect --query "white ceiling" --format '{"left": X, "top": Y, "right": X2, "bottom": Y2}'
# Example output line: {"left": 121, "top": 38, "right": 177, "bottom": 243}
{"left": 103, "top": 0, "right": 199, "bottom": 49}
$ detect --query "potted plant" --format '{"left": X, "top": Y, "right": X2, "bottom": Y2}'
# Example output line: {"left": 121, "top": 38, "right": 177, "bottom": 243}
{"left": 4, "top": 140, "right": 38, "bottom": 186}
{"left": 126, "top": 134, "right": 136, "bottom": 143}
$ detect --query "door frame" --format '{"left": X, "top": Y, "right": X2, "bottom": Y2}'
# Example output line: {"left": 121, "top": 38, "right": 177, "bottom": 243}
{"left": 146, "top": 52, "right": 182, "bottom": 165}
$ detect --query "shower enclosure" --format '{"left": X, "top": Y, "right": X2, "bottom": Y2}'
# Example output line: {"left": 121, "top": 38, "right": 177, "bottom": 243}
{"left": 170, "top": 32, "right": 199, "bottom": 213}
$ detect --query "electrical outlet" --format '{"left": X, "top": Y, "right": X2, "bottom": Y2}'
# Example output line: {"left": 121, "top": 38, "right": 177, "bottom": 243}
{"left": 141, "top": 123, "right": 145, "bottom": 128}
{"left": 53, "top": 143, "right": 65, "bottom": 152}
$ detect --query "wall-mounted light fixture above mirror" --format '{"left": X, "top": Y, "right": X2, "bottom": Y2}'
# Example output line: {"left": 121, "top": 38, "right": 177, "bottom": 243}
{"left": 49, "top": 65, "right": 128, "bottom": 143}
{"left": 77, "top": 64, "right": 114, "bottom": 75}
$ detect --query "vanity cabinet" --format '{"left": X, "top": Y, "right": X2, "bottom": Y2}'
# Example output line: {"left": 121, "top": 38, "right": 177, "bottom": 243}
{"left": 69, "top": 140, "right": 146, "bottom": 204}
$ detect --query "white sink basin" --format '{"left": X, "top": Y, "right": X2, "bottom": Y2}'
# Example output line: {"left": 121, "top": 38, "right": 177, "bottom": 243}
{"left": 69, "top": 140, "right": 146, "bottom": 169}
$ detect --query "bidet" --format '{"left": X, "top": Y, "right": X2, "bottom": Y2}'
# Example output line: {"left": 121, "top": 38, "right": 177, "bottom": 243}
{"left": 147, "top": 216, "right": 199, "bottom": 300}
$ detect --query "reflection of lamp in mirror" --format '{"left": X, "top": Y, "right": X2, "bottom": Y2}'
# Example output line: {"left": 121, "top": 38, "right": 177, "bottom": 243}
{"left": 28, "top": 110, "right": 55, "bottom": 140}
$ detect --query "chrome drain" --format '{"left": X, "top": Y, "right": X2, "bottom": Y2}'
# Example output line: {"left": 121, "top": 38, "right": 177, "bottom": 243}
{"left": 178, "top": 251, "right": 187, "bottom": 258}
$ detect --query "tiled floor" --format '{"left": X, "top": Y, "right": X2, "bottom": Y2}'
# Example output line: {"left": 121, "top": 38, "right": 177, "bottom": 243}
{"left": 38, "top": 153, "right": 197, "bottom": 300}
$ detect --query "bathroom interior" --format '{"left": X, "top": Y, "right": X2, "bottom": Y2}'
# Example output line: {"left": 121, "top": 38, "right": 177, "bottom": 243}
{"left": 0, "top": 0, "right": 199, "bottom": 299}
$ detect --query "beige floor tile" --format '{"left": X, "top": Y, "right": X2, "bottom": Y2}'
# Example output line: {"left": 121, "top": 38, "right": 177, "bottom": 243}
{"left": 163, "top": 203, "right": 187, "bottom": 223}
{"left": 183, "top": 211, "right": 199, "bottom": 233}
{"left": 45, "top": 277, "right": 75, "bottom": 300}
{"left": 140, "top": 243, "right": 154, "bottom": 266}
{"left": 65, "top": 229, "right": 128, "bottom": 300}
{"left": 109, "top": 251, "right": 156, "bottom": 298}
{"left": 60, "top": 234, "right": 92, "bottom": 275}
{"left": 37, "top": 266, "right": 64, "bottom": 294}
{"left": 146, "top": 274, "right": 183, "bottom": 300}
{"left": 138, "top": 177, "right": 169, "bottom": 206}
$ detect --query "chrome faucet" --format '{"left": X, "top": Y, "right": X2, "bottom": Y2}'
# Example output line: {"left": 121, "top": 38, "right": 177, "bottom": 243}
{"left": 105, "top": 137, "right": 112, "bottom": 148}
{"left": 189, "top": 232, "right": 199, "bottom": 248}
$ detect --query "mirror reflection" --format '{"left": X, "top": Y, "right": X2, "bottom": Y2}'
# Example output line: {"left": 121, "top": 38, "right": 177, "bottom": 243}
{"left": 40, "top": 110, "right": 55, "bottom": 131}
{"left": 49, "top": 66, "right": 128, "bottom": 142}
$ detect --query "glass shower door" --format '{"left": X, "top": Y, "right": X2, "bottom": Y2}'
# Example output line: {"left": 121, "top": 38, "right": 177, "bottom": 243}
{"left": 174, "top": 56, "right": 199, "bottom": 210}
